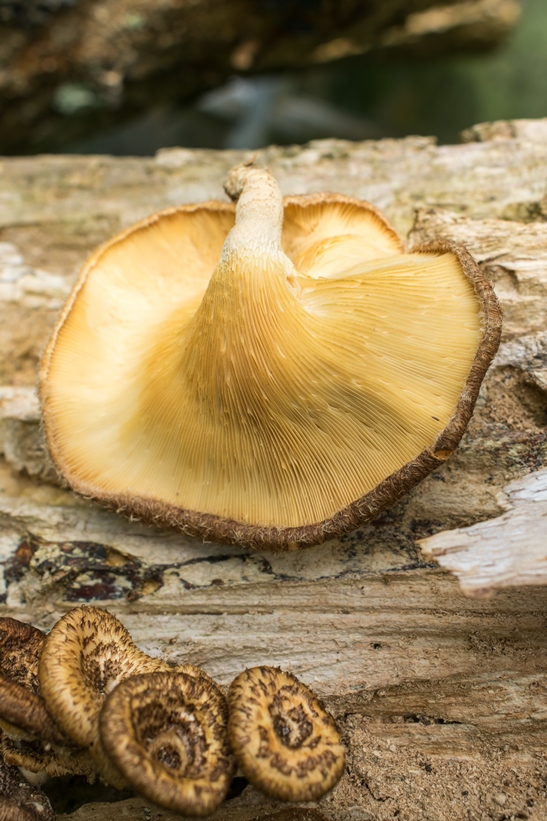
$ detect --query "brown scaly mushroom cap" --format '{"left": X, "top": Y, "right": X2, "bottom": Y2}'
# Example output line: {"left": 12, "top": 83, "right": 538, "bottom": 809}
{"left": 0, "top": 675, "right": 67, "bottom": 744}
{"left": 99, "top": 670, "right": 235, "bottom": 817}
{"left": 38, "top": 606, "right": 173, "bottom": 751}
{"left": 0, "top": 619, "right": 56, "bottom": 742}
{"left": 38, "top": 606, "right": 208, "bottom": 787}
{"left": 40, "top": 162, "right": 501, "bottom": 550}
{"left": 0, "top": 733, "right": 96, "bottom": 783}
{"left": 0, "top": 759, "right": 55, "bottom": 821}
{"left": 0, "top": 618, "right": 45, "bottom": 691}
{"left": 0, "top": 618, "right": 95, "bottom": 781}
{"left": 227, "top": 666, "right": 345, "bottom": 802}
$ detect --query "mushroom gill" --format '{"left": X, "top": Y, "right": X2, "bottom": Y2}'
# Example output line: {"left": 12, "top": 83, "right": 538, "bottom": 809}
{"left": 40, "top": 162, "right": 501, "bottom": 549}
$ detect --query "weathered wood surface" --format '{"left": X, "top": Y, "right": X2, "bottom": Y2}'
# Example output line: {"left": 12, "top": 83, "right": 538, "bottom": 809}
{"left": 1, "top": 120, "right": 547, "bottom": 819}
{"left": 420, "top": 468, "right": 547, "bottom": 596}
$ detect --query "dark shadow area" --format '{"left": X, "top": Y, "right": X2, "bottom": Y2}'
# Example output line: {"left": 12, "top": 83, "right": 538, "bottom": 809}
{"left": 42, "top": 775, "right": 134, "bottom": 815}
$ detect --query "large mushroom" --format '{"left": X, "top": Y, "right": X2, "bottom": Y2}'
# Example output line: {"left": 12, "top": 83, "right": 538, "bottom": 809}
{"left": 40, "top": 162, "right": 501, "bottom": 550}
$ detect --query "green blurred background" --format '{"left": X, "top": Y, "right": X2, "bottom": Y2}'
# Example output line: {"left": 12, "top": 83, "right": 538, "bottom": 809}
{"left": 324, "top": 0, "right": 547, "bottom": 144}
{"left": 65, "top": 0, "right": 547, "bottom": 155}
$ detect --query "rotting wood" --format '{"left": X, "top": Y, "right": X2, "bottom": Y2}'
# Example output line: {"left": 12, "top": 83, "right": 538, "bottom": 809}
{"left": 419, "top": 469, "right": 547, "bottom": 596}
{"left": 1, "top": 121, "right": 547, "bottom": 819}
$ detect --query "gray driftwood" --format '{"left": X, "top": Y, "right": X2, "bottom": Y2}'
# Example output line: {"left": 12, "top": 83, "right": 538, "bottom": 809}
{"left": 1, "top": 120, "right": 547, "bottom": 820}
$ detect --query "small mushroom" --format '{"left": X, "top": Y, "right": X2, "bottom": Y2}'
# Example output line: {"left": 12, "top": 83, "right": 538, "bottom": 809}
{"left": 227, "top": 666, "right": 345, "bottom": 802}
{"left": 0, "top": 619, "right": 56, "bottom": 743}
{"left": 38, "top": 605, "right": 207, "bottom": 787}
{"left": 0, "top": 618, "right": 94, "bottom": 781}
{"left": 38, "top": 606, "right": 171, "bottom": 751}
{"left": 40, "top": 162, "right": 501, "bottom": 549}
{"left": 99, "top": 670, "right": 235, "bottom": 816}
{"left": 0, "top": 675, "right": 67, "bottom": 744}
{"left": 0, "top": 734, "right": 95, "bottom": 783}
{"left": 0, "top": 618, "right": 45, "bottom": 691}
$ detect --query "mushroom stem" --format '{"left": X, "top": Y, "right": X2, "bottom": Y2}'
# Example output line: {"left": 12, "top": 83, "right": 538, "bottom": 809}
{"left": 223, "top": 162, "right": 285, "bottom": 258}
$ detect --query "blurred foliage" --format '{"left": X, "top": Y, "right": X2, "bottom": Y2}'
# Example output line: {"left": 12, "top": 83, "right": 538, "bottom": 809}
{"left": 66, "top": 0, "right": 546, "bottom": 153}
{"left": 320, "top": 0, "right": 547, "bottom": 143}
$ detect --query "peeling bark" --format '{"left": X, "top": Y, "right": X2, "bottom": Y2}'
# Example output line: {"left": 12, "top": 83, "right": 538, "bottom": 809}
{"left": 419, "top": 469, "right": 547, "bottom": 596}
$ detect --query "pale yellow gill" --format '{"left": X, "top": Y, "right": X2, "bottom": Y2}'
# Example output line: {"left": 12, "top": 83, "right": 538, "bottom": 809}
{"left": 45, "top": 166, "right": 482, "bottom": 528}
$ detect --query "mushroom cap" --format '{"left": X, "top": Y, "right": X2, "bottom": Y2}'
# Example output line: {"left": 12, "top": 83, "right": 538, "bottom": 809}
{"left": 38, "top": 606, "right": 172, "bottom": 750}
{"left": 0, "top": 675, "right": 67, "bottom": 744}
{"left": 0, "top": 618, "right": 94, "bottom": 780}
{"left": 99, "top": 670, "right": 235, "bottom": 816}
{"left": 40, "top": 166, "right": 501, "bottom": 549}
{"left": 37, "top": 605, "right": 209, "bottom": 789}
{"left": 0, "top": 618, "right": 45, "bottom": 691}
{"left": 0, "top": 734, "right": 96, "bottom": 781}
{"left": 227, "top": 666, "right": 345, "bottom": 802}
{"left": 0, "top": 620, "right": 62, "bottom": 743}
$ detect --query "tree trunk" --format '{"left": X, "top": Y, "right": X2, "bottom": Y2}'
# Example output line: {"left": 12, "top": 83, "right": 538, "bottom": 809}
{"left": 0, "top": 0, "right": 520, "bottom": 153}
{"left": 1, "top": 120, "right": 547, "bottom": 820}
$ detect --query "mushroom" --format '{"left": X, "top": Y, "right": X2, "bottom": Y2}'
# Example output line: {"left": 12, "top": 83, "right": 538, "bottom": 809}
{"left": 40, "top": 162, "right": 501, "bottom": 549}
{"left": 0, "top": 734, "right": 95, "bottom": 783}
{"left": 99, "top": 670, "right": 235, "bottom": 816}
{"left": 38, "top": 605, "right": 211, "bottom": 786}
{"left": 0, "top": 618, "right": 94, "bottom": 781}
{"left": 0, "top": 618, "right": 51, "bottom": 742}
{"left": 0, "top": 618, "right": 45, "bottom": 691}
{"left": 38, "top": 606, "right": 171, "bottom": 751}
{"left": 227, "top": 666, "right": 345, "bottom": 802}
{"left": 0, "top": 675, "right": 67, "bottom": 744}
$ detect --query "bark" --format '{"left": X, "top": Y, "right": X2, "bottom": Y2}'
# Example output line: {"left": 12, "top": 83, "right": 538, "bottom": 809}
{"left": 0, "top": 0, "right": 520, "bottom": 153}
{"left": 1, "top": 119, "right": 547, "bottom": 819}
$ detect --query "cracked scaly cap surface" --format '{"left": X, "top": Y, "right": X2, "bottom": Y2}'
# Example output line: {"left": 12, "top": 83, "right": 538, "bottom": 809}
{"left": 228, "top": 666, "right": 345, "bottom": 802}
{"left": 99, "top": 670, "right": 235, "bottom": 816}
{"left": 0, "top": 617, "right": 95, "bottom": 780}
{"left": 38, "top": 606, "right": 208, "bottom": 787}
{"left": 38, "top": 606, "right": 171, "bottom": 750}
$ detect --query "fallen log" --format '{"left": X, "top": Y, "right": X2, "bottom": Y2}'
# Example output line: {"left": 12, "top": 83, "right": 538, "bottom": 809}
{"left": 1, "top": 121, "right": 547, "bottom": 819}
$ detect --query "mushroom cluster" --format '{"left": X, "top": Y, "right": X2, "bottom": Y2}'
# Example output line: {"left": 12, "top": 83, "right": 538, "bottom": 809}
{"left": 40, "top": 162, "right": 501, "bottom": 551}
{"left": 0, "top": 608, "right": 345, "bottom": 817}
